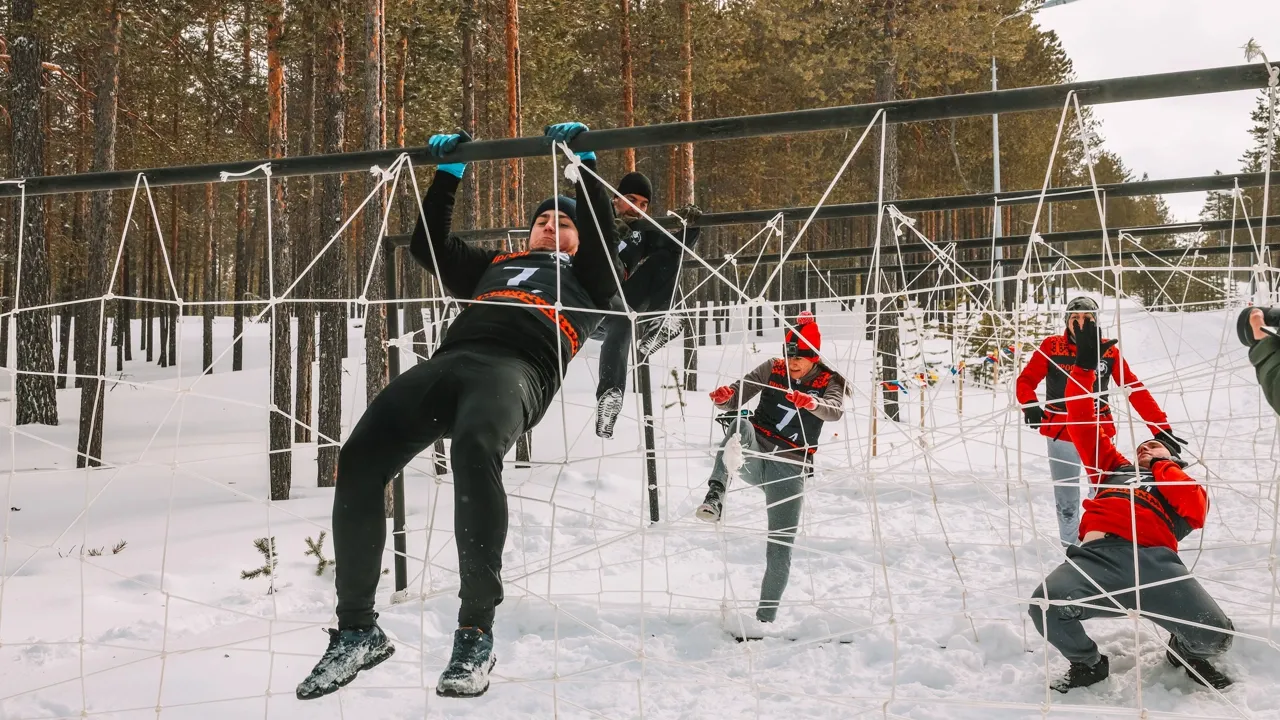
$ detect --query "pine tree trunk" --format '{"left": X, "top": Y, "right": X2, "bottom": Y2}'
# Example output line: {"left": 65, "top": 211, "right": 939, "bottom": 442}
{"left": 678, "top": 0, "right": 694, "bottom": 205}
{"left": 504, "top": 0, "right": 521, "bottom": 227}
{"left": 232, "top": 0, "right": 252, "bottom": 372}
{"left": 458, "top": 2, "right": 479, "bottom": 227}
{"left": 168, "top": 186, "right": 179, "bottom": 364}
{"left": 874, "top": 8, "right": 900, "bottom": 423}
{"left": 361, "top": 0, "right": 391, "bottom": 514}
{"left": 202, "top": 17, "right": 218, "bottom": 375}
{"left": 11, "top": 0, "right": 59, "bottom": 426}
{"left": 266, "top": 0, "right": 293, "bottom": 501}
{"left": 316, "top": 4, "right": 346, "bottom": 488}
{"left": 77, "top": 0, "right": 122, "bottom": 467}
{"left": 619, "top": 0, "right": 636, "bottom": 173}
{"left": 294, "top": 4, "right": 317, "bottom": 444}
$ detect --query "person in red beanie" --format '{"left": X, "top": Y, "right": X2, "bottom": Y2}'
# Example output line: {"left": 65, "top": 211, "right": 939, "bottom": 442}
{"left": 695, "top": 311, "right": 846, "bottom": 631}
{"left": 1015, "top": 297, "right": 1183, "bottom": 546}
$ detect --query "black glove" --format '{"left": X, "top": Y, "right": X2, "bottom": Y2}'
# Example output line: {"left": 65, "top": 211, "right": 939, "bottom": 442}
{"left": 1152, "top": 429, "right": 1187, "bottom": 456}
{"left": 1073, "top": 318, "right": 1117, "bottom": 372}
{"left": 1023, "top": 406, "right": 1044, "bottom": 428}
{"left": 673, "top": 203, "right": 703, "bottom": 225}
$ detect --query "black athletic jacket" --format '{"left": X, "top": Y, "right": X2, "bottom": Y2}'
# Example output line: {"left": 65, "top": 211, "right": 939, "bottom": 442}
{"left": 409, "top": 160, "right": 621, "bottom": 401}
{"left": 614, "top": 216, "right": 698, "bottom": 313}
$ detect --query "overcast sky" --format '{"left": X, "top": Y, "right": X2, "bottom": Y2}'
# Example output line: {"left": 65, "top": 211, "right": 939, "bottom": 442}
{"left": 1035, "top": 0, "right": 1280, "bottom": 221}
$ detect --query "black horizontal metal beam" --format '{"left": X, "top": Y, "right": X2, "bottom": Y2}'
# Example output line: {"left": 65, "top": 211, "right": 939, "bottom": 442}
{"left": 821, "top": 240, "right": 1275, "bottom": 279}
{"left": 1, "top": 62, "right": 1270, "bottom": 199}
{"left": 444, "top": 169, "right": 1280, "bottom": 240}
{"left": 755, "top": 215, "right": 1280, "bottom": 266}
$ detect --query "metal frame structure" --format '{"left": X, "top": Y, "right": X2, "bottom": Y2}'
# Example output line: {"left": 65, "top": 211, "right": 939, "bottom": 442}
{"left": 14, "top": 62, "right": 1272, "bottom": 589}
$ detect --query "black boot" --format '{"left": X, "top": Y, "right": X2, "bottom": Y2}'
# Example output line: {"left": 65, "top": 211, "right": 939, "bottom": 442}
{"left": 696, "top": 481, "right": 725, "bottom": 523}
{"left": 436, "top": 627, "right": 498, "bottom": 698}
{"left": 1167, "top": 636, "right": 1232, "bottom": 689}
{"left": 296, "top": 625, "right": 395, "bottom": 700}
{"left": 637, "top": 313, "right": 684, "bottom": 357}
{"left": 1051, "top": 654, "right": 1109, "bottom": 693}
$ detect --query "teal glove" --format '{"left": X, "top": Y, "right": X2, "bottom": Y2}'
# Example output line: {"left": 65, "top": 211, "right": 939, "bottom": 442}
{"left": 544, "top": 122, "right": 595, "bottom": 161}
{"left": 428, "top": 130, "right": 472, "bottom": 178}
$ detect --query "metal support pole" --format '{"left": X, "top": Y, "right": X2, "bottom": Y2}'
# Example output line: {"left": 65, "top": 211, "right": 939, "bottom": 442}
{"left": 638, "top": 362, "right": 660, "bottom": 523}
{"left": 384, "top": 241, "right": 408, "bottom": 595}
{"left": 992, "top": 55, "right": 1005, "bottom": 310}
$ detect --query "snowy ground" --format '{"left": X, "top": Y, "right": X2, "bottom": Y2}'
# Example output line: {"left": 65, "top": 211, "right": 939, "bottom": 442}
{"left": 2, "top": 300, "right": 1278, "bottom": 719}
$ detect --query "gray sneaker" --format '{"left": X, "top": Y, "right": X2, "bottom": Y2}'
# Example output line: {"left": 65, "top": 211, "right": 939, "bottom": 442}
{"left": 296, "top": 625, "right": 395, "bottom": 700}
{"left": 595, "top": 388, "right": 624, "bottom": 439}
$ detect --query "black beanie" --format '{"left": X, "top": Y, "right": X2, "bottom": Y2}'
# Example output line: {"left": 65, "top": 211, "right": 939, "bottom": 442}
{"left": 618, "top": 172, "right": 653, "bottom": 202}
{"left": 530, "top": 196, "right": 578, "bottom": 229}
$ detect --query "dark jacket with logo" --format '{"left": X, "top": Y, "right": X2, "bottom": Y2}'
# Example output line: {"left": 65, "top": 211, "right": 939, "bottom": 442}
{"left": 409, "top": 160, "right": 622, "bottom": 407}
{"left": 613, "top": 216, "right": 699, "bottom": 313}
{"left": 714, "top": 359, "right": 846, "bottom": 463}
{"left": 1016, "top": 330, "right": 1170, "bottom": 441}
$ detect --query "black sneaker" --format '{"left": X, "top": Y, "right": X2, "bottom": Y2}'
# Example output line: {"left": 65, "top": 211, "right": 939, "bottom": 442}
{"left": 595, "top": 389, "right": 624, "bottom": 439}
{"left": 436, "top": 627, "right": 497, "bottom": 698}
{"left": 296, "top": 625, "right": 395, "bottom": 700}
{"left": 696, "top": 482, "right": 725, "bottom": 523}
{"left": 637, "top": 313, "right": 684, "bottom": 357}
{"left": 1167, "top": 638, "right": 1233, "bottom": 689}
{"left": 1051, "top": 654, "right": 1109, "bottom": 693}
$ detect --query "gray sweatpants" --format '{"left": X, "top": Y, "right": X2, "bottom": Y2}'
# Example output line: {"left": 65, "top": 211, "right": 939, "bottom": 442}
{"left": 1046, "top": 437, "right": 1083, "bottom": 546}
{"left": 709, "top": 419, "right": 806, "bottom": 623}
{"left": 1029, "top": 537, "right": 1234, "bottom": 666}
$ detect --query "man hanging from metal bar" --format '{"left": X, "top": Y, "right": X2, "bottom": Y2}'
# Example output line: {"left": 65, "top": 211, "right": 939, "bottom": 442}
{"left": 593, "top": 171, "right": 701, "bottom": 438}
{"left": 1029, "top": 317, "right": 1233, "bottom": 693}
{"left": 694, "top": 311, "right": 846, "bottom": 637}
{"left": 1016, "top": 296, "right": 1184, "bottom": 546}
{"left": 297, "top": 122, "right": 621, "bottom": 701}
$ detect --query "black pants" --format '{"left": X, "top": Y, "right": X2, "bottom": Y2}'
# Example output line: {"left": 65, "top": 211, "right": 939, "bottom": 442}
{"left": 1029, "top": 537, "right": 1234, "bottom": 666}
{"left": 596, "top": 253, "right": 681, "bottom": 400}
{"left": 333, "top": 345, "right": 544, "bottom": 632}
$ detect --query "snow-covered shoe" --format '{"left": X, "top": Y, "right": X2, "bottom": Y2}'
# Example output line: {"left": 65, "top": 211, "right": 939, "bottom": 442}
{"left": 1167, "top": 638, "right": 1232, "bottom": 689}
{"left": 595, "top": 388, "right": 624, "bottom": 439}
{"left": 1051, "top": 654, "right": 1109, "bottom": 693}
{"left": 696, "top": 482, "right": 725, "bottom": 523}
{"left": 436, "top": 627, "right": 497, "bottom": 698}
{"left": 637, "top": 313, "right": 684, "bottom": 357}
{"left": 723, "top": 610, "right": 772, "bottom": 642}
{"left": 296, "top": 625, "right": 395, "bottom": 700}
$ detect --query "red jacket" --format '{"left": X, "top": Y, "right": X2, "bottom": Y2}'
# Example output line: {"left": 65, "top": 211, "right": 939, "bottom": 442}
{"left": 1016, "top": 331, "right": 1170, "bottom": 442}
{"left": 1065, "top": 365, "right": 1207, "bottom": 551}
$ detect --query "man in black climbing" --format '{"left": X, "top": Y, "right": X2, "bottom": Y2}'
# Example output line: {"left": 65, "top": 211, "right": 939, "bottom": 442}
{"left": 1029, "top": 318, "right": 1234, "bottom": 694}
{"left": 593, "top": 171, "right": 702, "bottom": 438}
{"left": 694, "top": 311, "right": 846, "bottom": 635}
{"left": 297, "top": 122, "right": 621, "bottom": 701}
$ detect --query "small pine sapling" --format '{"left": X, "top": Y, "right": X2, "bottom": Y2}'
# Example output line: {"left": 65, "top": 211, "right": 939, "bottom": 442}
{"left": 112, "top": 539, "right": 127, "bottom": 555}
{"left": 86, "top": 547, "right": 104, "bottom": 557}
{"left": 241, "top": 537, "right": 279, "bottom": 593}
{"left": 303, "top": 531, "right": 334, "bottom": 576}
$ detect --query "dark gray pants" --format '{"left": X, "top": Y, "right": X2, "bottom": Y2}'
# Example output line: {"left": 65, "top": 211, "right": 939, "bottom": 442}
{"left": 710, "top": 419, "right": 806, "bottom": 622}
{"left": 1029, "top": 537, "right": 1234, "bottom": 665}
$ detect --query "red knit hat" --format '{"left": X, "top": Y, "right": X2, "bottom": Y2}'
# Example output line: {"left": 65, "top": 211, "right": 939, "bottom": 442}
{"left": 784, "top": 311, "right": 821, "bottom": 358}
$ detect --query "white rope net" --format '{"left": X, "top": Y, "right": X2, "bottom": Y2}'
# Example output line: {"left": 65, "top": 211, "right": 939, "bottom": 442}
{"left": 2, "top": 90, "right": 1279, "bottom": 719}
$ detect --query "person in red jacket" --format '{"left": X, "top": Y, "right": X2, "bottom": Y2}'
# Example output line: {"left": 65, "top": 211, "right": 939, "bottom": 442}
{"left": 1015, "top": 297, "right": 1184, "bottom": 546}
{"left": 1028, "top": 318, "right": 1234, "bottom": 693}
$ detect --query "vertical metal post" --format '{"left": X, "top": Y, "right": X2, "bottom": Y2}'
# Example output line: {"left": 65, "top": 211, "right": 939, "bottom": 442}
{"left": 638, "top": 362, "right": 660, "bottom": 522}
{"left": 384, "top": 240, "right": 408, "bottom": 594}
{"left": 992, "top": 55, "right": 1005, "bottom": 310}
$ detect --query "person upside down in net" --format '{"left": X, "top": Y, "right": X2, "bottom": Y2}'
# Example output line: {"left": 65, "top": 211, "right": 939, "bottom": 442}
{"left": 593, "top": 171, "right": 702, "bottom": 438}
{"left": 1016, "top": 296, "right": 1185, "bottom": 547}
{"left": 695, "top": 311, "right": 847, "bottom": 637}
{"left": 297, "top": 123, "right": 621, "bottom": 701}
{"left": 1029, "top": 318, "right": 1234, "bottom": 694}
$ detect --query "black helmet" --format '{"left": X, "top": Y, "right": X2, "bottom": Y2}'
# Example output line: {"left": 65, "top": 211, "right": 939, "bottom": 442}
{"left": 1064, "top": 296, "right": 1098, "bottom": 324}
